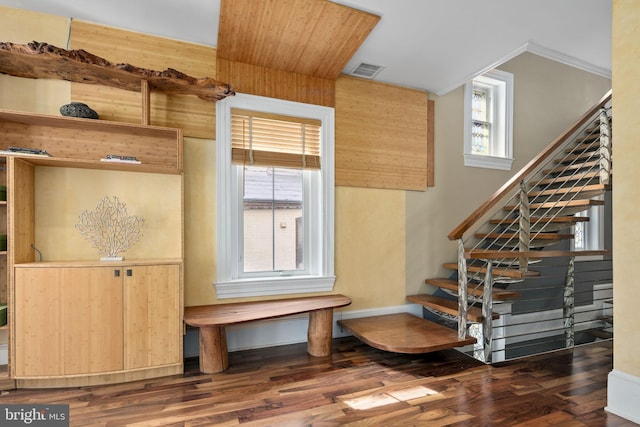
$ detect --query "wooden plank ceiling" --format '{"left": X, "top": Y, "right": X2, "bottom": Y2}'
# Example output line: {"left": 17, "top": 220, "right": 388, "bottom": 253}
{"left": 216, "top": 0, "right": 380, "bottom": 80}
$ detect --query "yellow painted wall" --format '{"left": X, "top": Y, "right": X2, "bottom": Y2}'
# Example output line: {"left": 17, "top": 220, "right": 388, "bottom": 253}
{"left": 612, "top": 0, "right": 640, "bottom": 378}
{"left": 34, "top": 168, "right": 182, "bottom": 261}
{"left": 182, "top": 136, "right": 216, "bottom": 306}
{"left": 335, "top": 187, "right": 406, "bottom": 309}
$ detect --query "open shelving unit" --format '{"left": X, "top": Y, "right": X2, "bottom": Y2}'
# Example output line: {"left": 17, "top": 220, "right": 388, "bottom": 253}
{"left": 0, "top": 108, "right": 184, "bottom": 389}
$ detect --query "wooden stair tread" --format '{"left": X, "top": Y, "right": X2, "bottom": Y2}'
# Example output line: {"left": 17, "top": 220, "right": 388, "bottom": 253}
{"left": 407, "top": 294, "right": 497, "bottom": 321}
{"left": 566, "top": 139, "right": 599, "bottom": 152}
{"left": 555, "top": 151, "right": 599, "bottom": 164}
{"left": 476, "top": 232, "right": 573, "bottom": 242}
{"left": 534, "top": 171, "right": 600, "bottom": 186}
{"left": 463, "top": 249, "right": 610, "bottom": 260}
{"left": 490, "top": 216, "right": 590, "bottom": 226}
{"left": 338, "top": 313, "right": 476, "bottom": 354}
{"left": 544, "top": 159, "right": 599, "bottom": 175}
{"left": 528, "top": 183, "right": 608, "bottom": 198}
{"left": 425, "top": 278, "right": 520, "bottom": 301}
{"left": 564, "top": 137, "right": 600, "bottom": 149}
{"left": 443, "top": 262, "right": 540, "bottom": 278}
{"left": 504, "top": 199, "right": 604, "bottom": 211}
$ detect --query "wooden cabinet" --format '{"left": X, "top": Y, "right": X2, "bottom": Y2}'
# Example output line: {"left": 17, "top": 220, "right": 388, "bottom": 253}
{"left": 14, "top": 266, "right": 123, "bottom": 377}
{"left": 14, "top": 261, "right": 181, "bottom": 381}
{"left": 123, "top": 263, "right": 181, "bottom": 369}
{"left": 0, "top": 109, "right": 184, "bottom": 388}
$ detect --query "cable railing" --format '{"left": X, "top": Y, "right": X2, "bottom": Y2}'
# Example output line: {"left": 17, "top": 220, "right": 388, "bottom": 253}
{"left": 448, "top": 91, "right": 612, "bottom": 362}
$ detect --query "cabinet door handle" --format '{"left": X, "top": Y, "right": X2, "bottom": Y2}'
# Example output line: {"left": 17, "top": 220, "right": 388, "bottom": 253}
{"left": 126, "top": 269, "right": 133, "bottom": 277}
{"left": 114, "top": 269, "right": 120, "bottom": 277}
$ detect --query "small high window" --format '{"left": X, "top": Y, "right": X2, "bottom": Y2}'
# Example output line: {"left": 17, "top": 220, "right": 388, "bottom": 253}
{"left": 464, "top": 69, "right": 514, "bottom": 170}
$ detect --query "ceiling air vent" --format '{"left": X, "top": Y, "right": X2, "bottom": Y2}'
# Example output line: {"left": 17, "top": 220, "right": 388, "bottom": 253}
{"left": 350, "top": 62, "right": 384, "bottom": 79}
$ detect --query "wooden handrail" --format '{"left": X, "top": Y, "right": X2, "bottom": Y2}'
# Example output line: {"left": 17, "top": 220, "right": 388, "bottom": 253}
{"left": 447, "top": 90, "right": 612, "bottom": 241}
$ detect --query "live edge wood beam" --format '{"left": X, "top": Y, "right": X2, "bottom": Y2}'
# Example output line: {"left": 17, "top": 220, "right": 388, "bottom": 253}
{"left": 0, "top": 41, "right": 235, "bottom": 102}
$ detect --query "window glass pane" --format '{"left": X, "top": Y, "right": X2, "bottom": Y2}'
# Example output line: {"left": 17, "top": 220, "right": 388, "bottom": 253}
{"left": 471, "top": 88, "right": 490, "bottom": 155}
{"left": 242, "top": 166, "right": 303, "bottom": 273}
{"left": 472, "top": 121, "right": 490, "bottom": 154}
{"left": 472, "top": 89, "right": 487, "bottom": 122}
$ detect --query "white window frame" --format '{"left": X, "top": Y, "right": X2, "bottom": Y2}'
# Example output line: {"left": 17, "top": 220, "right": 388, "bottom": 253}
{"left": 215, "top": 93, "right": 335, "bottom": 298}
{"left": 464, "top": 69, "right": 514, "bottom": 170}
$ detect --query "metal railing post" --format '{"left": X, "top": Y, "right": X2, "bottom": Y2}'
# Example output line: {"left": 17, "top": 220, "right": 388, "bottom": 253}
{"left": 518, "top": 180, "right": 530, "bottom": 271}
{"left": 457, "top": 239, "right": 468, "bottom": 340}
{"left": 564, "top": 257, "right": 575, "bottom": 348}
{"left": 482, "top": 262, "right": 494, "bottom": 363}
{"left": 599, "top": 108, "right": 611, "bottom": 185}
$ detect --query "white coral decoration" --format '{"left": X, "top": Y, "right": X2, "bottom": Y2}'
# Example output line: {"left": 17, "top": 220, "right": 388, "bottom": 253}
{"left": 75, "top": 196, "right": 144, "bottom": 259}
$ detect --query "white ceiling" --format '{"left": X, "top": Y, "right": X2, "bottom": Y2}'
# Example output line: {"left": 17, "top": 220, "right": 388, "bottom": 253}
{"left": 0, "top": 0, "right": 612, "bottom": 95}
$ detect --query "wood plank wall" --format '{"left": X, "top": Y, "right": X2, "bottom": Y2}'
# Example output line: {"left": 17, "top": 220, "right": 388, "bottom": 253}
{"left": 216, "top": 58, "right": 335, "bottom": 107}
{"left": 69, "top": 21, "right": 217, "bottom": 139}
{"left": 335, "top": 76, "right": 433, "bottom": 191}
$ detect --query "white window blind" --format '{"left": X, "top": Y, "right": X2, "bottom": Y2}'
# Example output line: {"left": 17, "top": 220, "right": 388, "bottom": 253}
{"left": 231, "top": 108, "right": 321, "bottom": 169}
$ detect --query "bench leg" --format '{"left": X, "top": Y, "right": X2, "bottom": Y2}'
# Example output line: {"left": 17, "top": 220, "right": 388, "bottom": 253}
{"left": 307, "top": 308, "right": 334, "bottom": 357}
{"left": 198, "top": 325, "right": 229, "bottom": 374}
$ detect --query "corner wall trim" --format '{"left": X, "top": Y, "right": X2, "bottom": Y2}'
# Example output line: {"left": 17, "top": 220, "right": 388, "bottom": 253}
{"left": 606, "top": 369, "right": 640, "bottom": 424}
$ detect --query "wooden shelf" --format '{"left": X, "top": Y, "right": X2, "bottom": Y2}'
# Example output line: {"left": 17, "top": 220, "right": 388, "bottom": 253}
{"left": 8, "top": 155, "right": 182, "bottom": 175}
{"left": 0, "top": 109, "right": 183, "bottom": 174}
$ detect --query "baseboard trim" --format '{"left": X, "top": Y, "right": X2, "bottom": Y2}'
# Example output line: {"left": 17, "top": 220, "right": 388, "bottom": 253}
{"left": 183, "top": 303, "right": 423, "bottom": 357}
{"left": 606, "top": 369, "right": 640, "bottom": 424}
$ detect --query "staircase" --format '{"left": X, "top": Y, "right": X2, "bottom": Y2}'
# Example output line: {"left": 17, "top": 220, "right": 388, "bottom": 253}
{"left": 411, "top": 90, "right": 613, "bottom": 363}
{"left": 340, "top": 90, "right": 613, "bottom": 363}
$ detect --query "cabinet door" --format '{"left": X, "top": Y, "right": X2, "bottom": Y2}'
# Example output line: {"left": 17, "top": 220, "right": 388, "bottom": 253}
{"left": 123, "top": 264, "right": 181, "bottom": 369}
{"left": 14, "top": 267, "right": 123, "bottom": 377}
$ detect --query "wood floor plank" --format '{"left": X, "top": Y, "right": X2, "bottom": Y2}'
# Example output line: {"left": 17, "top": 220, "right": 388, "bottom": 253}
{"left": 0, "top": 338, "right": 630, "bottom": 426}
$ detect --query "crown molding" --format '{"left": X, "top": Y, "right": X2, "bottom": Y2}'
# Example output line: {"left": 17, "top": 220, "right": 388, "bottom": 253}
{"left": 436, "top": 41, "right": 611, "bottom": 96}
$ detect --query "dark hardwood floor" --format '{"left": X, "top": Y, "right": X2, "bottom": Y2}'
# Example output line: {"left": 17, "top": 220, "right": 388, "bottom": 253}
{"left": 0, "top": 337, "right": 635, "bottom": 426}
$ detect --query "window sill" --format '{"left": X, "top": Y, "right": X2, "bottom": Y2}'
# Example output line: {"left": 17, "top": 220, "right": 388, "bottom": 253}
{"left": 215, "top": 275, "right": 336, "bottom": 299}
{"left": 464, "top": 153, "right": 513, "bottom": 171}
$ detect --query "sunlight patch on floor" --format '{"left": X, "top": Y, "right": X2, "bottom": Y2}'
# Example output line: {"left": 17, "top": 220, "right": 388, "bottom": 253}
{"left": 341, "top": 386, "right": 439, "bottom": 410}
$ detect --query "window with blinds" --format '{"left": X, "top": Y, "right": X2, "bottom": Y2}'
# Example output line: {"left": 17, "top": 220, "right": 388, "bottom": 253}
{"left": 216, "top": 93, "right": 335, "bottom": 298}
{"left": 231, "top": 108, "right": 321, "bottom": 169}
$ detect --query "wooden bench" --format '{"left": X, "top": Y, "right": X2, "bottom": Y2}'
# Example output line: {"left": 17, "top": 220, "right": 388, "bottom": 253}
{"left": 184, "top": 294, "right": 352, "bottom": 373}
